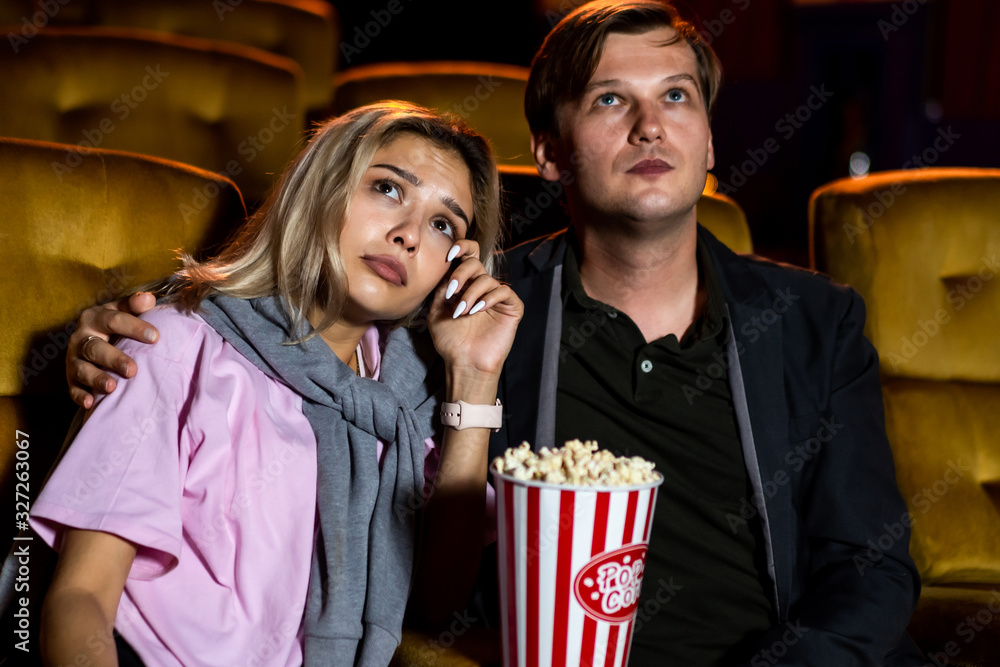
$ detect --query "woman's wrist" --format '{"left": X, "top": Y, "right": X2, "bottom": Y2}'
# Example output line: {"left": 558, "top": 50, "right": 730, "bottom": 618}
{"left": 444, "top": 366, "right": 500, "bottom": 404}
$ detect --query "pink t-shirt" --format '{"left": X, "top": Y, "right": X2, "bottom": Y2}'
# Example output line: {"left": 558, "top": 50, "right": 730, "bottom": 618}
{"left": 30, "top": 306, "right": 441, "bottom": 666}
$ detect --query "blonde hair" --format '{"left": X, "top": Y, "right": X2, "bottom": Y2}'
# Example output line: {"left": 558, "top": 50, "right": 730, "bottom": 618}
{"left": 170, "top": 101, "right": 502, "bottom": 339}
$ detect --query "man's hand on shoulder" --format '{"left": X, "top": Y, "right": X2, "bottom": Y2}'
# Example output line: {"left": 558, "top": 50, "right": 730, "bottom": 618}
{"left": 67, "top": 292, "right": 159, "bottom": 409}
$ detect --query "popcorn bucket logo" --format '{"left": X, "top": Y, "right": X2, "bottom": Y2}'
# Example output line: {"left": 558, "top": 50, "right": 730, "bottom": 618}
{"left": 574, "top": 544, "right": 647, "bottom": 623}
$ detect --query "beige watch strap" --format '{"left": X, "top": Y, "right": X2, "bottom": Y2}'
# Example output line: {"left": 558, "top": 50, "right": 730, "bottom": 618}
{"left": 440, "top": 398, "right": 503, "bottom": 431}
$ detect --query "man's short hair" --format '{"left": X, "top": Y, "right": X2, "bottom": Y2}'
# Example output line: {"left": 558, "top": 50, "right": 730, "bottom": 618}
{"left": 525, "top": 0, "right": 723, "bottom": 138}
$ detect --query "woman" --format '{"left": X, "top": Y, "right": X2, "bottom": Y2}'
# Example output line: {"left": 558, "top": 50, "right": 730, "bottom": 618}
{"left": 30, "top": 102, "right": 522, "bottom": 666}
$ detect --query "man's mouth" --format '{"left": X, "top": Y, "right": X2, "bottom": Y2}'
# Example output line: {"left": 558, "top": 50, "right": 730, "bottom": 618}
{"left": 627, "top": 159, "right": 673, "bottom": 175}
{"left": 362, "top": 255, "right": 407, "bottom": 286}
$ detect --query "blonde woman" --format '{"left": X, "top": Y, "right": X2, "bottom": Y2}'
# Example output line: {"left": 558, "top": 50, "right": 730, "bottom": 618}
{"left": 31, "top": 102, "right": 521, "bottom": 667}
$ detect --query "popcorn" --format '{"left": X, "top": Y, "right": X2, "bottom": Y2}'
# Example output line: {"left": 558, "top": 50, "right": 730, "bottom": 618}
{"left": 491, "top": 440, "right": 658, "bottom": 487}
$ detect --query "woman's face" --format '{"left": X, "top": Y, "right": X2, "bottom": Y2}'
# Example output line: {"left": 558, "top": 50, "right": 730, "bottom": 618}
{"left": 338, "top": 132, "right": 474, "bottom": 324}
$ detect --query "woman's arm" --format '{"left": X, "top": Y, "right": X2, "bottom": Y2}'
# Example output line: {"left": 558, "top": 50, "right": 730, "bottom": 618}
{"left": 41, "top": 530, "right": 137, "bottom": 667}
{"left": 410, "top": 240, "right": 522, "bottom": 628}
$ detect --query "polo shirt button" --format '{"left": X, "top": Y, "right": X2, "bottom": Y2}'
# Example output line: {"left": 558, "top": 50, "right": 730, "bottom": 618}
{"left": 608, "top": 310, "right": 618, "bottom": 318}
{"left": 640, "top": 359, "right": 653, "bottom": 373}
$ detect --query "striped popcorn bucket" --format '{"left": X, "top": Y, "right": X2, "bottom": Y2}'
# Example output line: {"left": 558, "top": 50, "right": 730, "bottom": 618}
{"left": 492, "top": 470, "right": 664, "bottom": 667}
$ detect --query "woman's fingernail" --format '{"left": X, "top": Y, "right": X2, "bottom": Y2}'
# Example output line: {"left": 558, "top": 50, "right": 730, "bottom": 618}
{"left": 144, "top": 329, "right": 157, "bottom": 342}
{"left": 120, "top": 363, "right": 129, "bottom": 376}
{"left": 445, "top": 279, "right": 459, "bottom": 299}
{"left": 452, "top": 300, "right": 467, "bottom": 319}
{"left": 469, "top": 300, "right": 486, "bottom": 315}
{"left": 447, "top": 245, "right": 461, "bottom": 262}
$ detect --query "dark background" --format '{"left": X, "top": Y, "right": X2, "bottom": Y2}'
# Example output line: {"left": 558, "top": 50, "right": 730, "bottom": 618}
{"left": 329, "top": 0, "right": 999, "bottom": 266}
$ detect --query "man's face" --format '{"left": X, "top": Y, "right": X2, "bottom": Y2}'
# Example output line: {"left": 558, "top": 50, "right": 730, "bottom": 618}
{"left": 534, "top": 27, "right": 714, "bottom": 230}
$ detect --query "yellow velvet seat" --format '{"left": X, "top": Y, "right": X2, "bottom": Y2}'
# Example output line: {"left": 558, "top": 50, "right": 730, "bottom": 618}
{"left": 810, "top": 167, "right": 1000, "bottom": 666}
{"left": 0, "top": 26, "right": 305, "bottom": 203}
{"left": 67, "top": 0, "right": 337, "bottom": 110}
{"left": 0, "top": 136, "right": 246, "bottom": 548}
{"left": 332, "top": 62, "right": 533, "bottom": 167}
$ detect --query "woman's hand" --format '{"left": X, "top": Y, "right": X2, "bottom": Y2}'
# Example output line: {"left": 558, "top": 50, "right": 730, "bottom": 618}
{"left": 426, "top": 240, "right": 523, "bottom": 384}
{"left": 67, "top": 292, "right": 160, "bottom": 408}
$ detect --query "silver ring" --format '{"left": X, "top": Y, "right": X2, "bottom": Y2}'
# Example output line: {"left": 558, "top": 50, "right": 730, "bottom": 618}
{"left": 81, "top": 335, "right": 101, "bottom": 359}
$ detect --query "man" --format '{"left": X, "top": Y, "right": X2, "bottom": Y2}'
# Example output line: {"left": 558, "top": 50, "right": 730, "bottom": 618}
{"left": 66, "top": 1, "right": 925, "bottom": 664}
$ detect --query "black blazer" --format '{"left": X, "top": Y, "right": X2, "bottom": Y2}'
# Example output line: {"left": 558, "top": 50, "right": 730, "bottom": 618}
{"left": 490, "top": 225, "right": 925, "bottom": 666}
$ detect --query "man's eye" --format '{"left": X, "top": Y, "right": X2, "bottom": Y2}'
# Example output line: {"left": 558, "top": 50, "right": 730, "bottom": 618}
{"left": 667, "top": 89, "right": 687, "bottom": 102}
{"left": 597, "top": 93, "right": 620, "bottom": 106}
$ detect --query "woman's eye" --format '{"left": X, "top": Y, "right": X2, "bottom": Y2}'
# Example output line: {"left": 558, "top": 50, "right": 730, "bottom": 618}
{"left": 597, "top": 93, "right": 620, "bottom": 106}
{"left": 432, "top": 218, "right": 457, "bottom": 240}
{"left": 667, "top": 89, "right": 687, "bottom": 102}
{"left": 375, "top": 180, "right": 401, "bottom": 200}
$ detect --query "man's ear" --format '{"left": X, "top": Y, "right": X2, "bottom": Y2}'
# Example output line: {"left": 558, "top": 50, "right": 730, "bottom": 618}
{"left": 706, "top": 130, "right": 715, "bottom": 171}
{"left": 531, "top": 132, "right": 562, "bottom": 182}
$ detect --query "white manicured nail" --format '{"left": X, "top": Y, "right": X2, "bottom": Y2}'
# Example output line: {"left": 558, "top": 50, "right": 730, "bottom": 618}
{"left": 452, "top": 300, "right": 467, "bottom": 319}
{"left": 447, "top": 244, "right": 461, "bottom": 262}
{"left": 468, "top": 300, "right": 486, "bottom": 315}
{"left": 445, "top": 279, "right": 459, "bottom": 299}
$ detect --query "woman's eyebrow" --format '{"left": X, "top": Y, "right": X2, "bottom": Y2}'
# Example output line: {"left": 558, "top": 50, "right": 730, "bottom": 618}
{"left": 372, "top": 163, "right": 420, "bottom": 186}
{"left": 442, "top": 196, "right": 470, "bottom": 229}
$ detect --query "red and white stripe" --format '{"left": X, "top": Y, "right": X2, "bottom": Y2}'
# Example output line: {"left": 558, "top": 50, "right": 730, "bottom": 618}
{"left": 495, "top": 474, "right": 661, "bottom": 667}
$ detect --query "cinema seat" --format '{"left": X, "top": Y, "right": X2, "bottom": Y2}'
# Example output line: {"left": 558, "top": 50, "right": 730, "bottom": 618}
{"left": 810, "top": 167, "right": 1000, "bottom": 667}
{"left": 0, "top": 134, "right": 246, "bottom": 519}
{"left": 0, "top": 26, "right": 305, "bottom": 203}
{"left": 76, "top": 0, "right": 337, "bottom": 110}
{"left": 332, "top": 62, "right": 533, "bottom": 167}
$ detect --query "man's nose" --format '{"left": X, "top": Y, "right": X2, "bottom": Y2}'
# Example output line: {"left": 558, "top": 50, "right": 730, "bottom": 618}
{"left": 629, "top": 101, "right": 664, "bottom": 145}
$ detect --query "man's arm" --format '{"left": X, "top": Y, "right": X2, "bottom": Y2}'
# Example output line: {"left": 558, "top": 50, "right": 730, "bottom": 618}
{"left": 41, "top": 529, "right": 137, "bottom": 667}
{"left": 67, "top": 292, "right": 159, "bottom": 408}
{"left": 746, "top": 289, "right": 921, "bottom": 666}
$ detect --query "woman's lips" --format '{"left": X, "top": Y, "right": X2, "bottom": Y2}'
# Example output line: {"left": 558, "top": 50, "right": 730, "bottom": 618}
{"left": 362, "top": 255, "right": 407, "bottom": 286}
{"left": 627, "top": 159, "right": 673, "bottom": 175}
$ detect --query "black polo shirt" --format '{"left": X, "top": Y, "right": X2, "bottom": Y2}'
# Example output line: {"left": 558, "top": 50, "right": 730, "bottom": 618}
{"left": 555, "top": 235, "right": 774, "bottom": 665}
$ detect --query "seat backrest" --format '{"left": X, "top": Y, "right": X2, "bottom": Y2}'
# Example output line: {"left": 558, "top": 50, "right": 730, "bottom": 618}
{"left": 82, "top": 0, "right": 337, "bottom": 110}
{"left": 0, "top": 136, "right": 246, "bottom": 542}
{"left": 333, "top": 61, "right": 533, "bottom": 167}
{"left": 810, "top": 167, "right": 1000, "bottom": 584}
{"left": 0, "top": 26, "right": 305, "bottom": 203}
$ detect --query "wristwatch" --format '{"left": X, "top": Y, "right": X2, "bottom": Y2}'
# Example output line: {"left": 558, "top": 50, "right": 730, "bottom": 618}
{"left": 440, "top": 399, "right": 503, "bottom": 431}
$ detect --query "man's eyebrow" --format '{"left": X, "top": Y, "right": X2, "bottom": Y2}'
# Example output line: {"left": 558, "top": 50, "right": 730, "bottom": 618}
{"left": 371, "top": 163, "right": 420, "bottom": 186}
{"left": 583, "top": 73, "right": 697, "bottom": 95}
{"left": 442, "top": 196, "right": 470, "bottom": 229}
